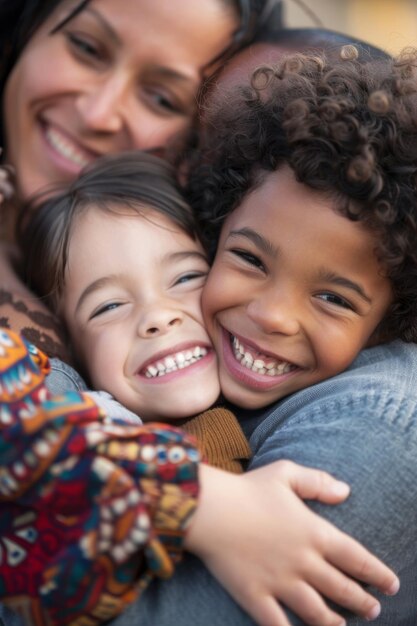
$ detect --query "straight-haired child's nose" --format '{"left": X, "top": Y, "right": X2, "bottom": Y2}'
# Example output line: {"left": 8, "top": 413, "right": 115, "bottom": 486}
{"left": 136, "top": 305, "right": 183, "bottom": 338}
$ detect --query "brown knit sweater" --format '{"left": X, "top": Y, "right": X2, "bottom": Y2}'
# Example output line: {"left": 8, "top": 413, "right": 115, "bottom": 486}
{"left": 181, "top": 407, "right": 252, "bottom": 474}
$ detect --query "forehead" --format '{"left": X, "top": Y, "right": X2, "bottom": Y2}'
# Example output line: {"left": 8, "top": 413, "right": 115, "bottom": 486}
{"left": 70, "top": 203, "right": 199, "bottom": 257}
{"left": 37, "top": 0, "right": 238, "bottom": 76}
{"left": 203, "top": 41, "right": 300, "bottom": 121}
{"left": 224, "top": 166, "right": 380, "bottom": 264}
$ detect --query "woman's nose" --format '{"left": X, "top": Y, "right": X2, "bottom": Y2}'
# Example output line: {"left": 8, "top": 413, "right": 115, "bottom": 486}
{"left": 76, "top": 74, "right": 128, "bottom": 133}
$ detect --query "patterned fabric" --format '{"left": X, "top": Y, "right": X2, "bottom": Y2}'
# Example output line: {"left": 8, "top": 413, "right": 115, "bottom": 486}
{"left": 0, "top": 330, "right": 200, "bottom": 625}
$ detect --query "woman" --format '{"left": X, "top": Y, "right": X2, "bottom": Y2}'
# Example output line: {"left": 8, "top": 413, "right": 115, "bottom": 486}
{"left": 0, "top": 6, "right": 399, "bottom": 625}
{"left": 0, "top": 0, "right": 275, "bottom": 356}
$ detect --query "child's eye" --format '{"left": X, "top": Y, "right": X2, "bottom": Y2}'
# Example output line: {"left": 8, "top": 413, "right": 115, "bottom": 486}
{"left": 231, "top": 249, "right": 265, "bottom": 271}
{"left": 316, "top": 293, "right": 354, "bottom": 311}
{"left": 174, "top": 272, "right": 207, "bottom": 286}
{"left": 90, "top": 302, "right": 123, "bottom": 319}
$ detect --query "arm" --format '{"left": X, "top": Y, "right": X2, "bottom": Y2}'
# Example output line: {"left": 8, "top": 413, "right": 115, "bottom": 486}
{"left": 110, "top": 344, "right": 414, "bottom": 626}
{"left": 0, "top": 330, "right": 200, "bottom": 626}
{"left": 246, "top": 342, "right": 417, "bottom": 625}
{"left": 185, "top": 461, "right": 397, "bottom": 626}
{"left": 0, "top": 242, "right": 68, "bottom": 358}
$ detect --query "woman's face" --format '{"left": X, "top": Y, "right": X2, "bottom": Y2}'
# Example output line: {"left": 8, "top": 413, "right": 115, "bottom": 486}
{"left": 4, "top": 0, "right": 237, "bottom": 200}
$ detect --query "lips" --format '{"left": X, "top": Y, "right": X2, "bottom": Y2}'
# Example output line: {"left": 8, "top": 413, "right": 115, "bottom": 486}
{"left": 231, "top": 334, "right": 297, "bottom": 376}
{"left": 137, "top": 344, "right": 212, "bottom": 379}
{"left": 142, "top": 346, "right": 209, "bottom": 378}
{"left": 220, "top": 328, "right": 300, "bottom": 391}
{"left": 41, "top": 121, "right": 98, "bottom": 172}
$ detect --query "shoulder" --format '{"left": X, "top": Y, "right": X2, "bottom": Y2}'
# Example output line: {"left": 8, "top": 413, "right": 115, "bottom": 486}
{"left": 46, "top": 358, "right": 88, "bottom": 394}
{"left": 250, "top": 341, "right": 417, "bottom": 452}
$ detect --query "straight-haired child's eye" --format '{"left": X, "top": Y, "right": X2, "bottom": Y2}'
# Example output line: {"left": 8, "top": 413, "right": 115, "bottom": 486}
{"left": 174, "top": 271, "right": 207, "bottom": 286}
{"left": 90, "top": 302, "right": 122, "bottom": 319}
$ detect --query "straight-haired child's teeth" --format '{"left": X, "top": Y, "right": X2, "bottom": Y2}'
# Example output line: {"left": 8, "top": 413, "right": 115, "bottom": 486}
{"left": 232, "top": 336, "right": 295, "bottom": 376}
{"left": 144, "top": 347, "right": 207, "bottom": 378}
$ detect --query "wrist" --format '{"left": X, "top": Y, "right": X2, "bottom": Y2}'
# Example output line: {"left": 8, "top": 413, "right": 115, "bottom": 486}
{"left": 184, "top": 463, "right": 240, "bottom": 557}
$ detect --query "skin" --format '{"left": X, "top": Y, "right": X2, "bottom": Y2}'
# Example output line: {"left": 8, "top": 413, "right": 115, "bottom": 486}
{"left": 59, "top": 205, "right": 220, "bottom": 421}
{"left": 3, "top": 0, "right": 237, "bottom": 201}
{"left": 0, "top": 24, "right": 399, "bottom": 623}
{"left": 202, "top": 166, "right": 393, "bottom": 409}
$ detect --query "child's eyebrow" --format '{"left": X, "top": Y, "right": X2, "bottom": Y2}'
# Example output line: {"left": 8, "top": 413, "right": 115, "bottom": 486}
{"left": 227, "top": 228, "right": 278, "bottom": 258}
{"left": 163, "top": 250, "right": 208, "bottom": 263}
{"left": 75, "top": 275, "right": 120, "bottom": 313}
{"left": 318, "top": 269, "right": 372, "bottom": 304}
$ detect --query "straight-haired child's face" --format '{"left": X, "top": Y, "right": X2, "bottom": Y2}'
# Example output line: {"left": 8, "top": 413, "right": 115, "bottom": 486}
{"left": 60, "top": 205, "right": 220, "bottom": 420}
{"left": 202, "top": 165, "right": 393, "bottom": 409}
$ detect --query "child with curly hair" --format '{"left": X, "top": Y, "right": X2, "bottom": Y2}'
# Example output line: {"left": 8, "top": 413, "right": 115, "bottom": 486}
{"left": 150, "top": 44, "right": 417, "bottom": 626}
{"left": 191, "top": 45, "right": 417, "bottom": 403}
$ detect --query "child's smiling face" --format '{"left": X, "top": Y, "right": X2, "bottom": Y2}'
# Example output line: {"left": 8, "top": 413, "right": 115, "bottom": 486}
{"left": 60, "top": 205, "right": 220, "bottom": 421}
{"left": 202, "top": 165, "right": 393, "bottom": 410}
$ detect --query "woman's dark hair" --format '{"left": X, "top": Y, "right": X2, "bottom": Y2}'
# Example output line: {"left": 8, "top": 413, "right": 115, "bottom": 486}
{"left": 20, "top": 150, "right": 198, "bottom": 310}
{"left": 189, "top": 46, "right": 417, "bottom": 343}
{"left": 0, "top": 0, "right": 282, "bottom": 148}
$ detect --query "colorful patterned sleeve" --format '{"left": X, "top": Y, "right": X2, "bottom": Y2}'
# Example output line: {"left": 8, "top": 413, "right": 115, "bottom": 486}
{"left": 0, "top": 330, "right": 200, "bottom": 626}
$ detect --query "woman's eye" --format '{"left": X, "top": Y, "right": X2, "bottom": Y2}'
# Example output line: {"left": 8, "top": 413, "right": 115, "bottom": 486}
{"left": 317, "top": 293, "right": 354, "bottom": 310}
{"left": 66, "top": 32, "right": 102, "bottom": 61}
{"left": 143, "top": 86, "right": 185, "bottom": 115}
{"left": 174, "top": 272, "right": 207, "bottom": 286}
{"left": 231, "top": 249, "right": 265, "bottom": 271}
{"left": 90, "top": 302, "right": 122, "bottom": 319}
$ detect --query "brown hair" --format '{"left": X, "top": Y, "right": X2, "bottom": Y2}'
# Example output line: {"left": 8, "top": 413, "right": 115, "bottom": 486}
{"left": 189, "top": 47, "right": 417, "bottom": 342}
{"left": 20, "top": 151, "right": 199, "bottom": 310}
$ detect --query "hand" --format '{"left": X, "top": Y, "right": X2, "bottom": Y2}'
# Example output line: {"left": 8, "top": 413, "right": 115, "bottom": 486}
{"left": 185, "top": 460, "right": 399, "bottom": 626}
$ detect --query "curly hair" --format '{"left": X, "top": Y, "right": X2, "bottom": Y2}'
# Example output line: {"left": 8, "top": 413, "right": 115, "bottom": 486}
{"left": 189, "top": 46, "right": 417, "bottom": 343}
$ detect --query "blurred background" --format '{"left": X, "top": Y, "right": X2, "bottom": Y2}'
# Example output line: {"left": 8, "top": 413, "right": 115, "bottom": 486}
{"left": 283, "top": 0, "right": 417, "bottom": 55}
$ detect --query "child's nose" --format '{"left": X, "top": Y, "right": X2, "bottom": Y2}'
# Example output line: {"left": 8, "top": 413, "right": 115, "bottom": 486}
{"left": 137, "top": 308, "right": 183, "bottom": 338}
{"left": 247, "top": 291, "right": 301, "bottom": 336}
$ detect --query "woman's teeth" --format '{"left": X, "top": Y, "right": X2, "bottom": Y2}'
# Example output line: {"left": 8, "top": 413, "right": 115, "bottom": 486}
{"left": 144, "top": 346, "right": 208, "bottom": 378}
{"left": 45, "top": 126, "right": 90, "bottom": 168}
{"left": 232, "top": 335, "right": 295, "bottom": 376}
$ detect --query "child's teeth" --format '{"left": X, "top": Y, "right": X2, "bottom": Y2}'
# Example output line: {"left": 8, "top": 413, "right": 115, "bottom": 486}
{"left": 232, "top": 335, "right": 296, "bottom": 376}
{"left": 143, "top": 347, "right": 208, "bottom": 378}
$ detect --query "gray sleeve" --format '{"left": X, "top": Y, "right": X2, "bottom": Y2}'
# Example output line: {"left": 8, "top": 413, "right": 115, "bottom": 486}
{"left": 86, "top": 391, "right": 143, "bottom": 424}
{"left": 46, "top": 361, "right": 143, "bottom": 424}
{"left": 0, "top": 604, "right": 26, "bottom": 626}
{"left": 46, "top": 358, "right": 88, "bottom": 394}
